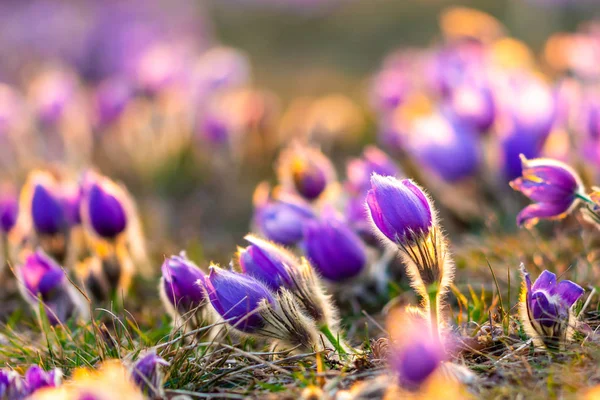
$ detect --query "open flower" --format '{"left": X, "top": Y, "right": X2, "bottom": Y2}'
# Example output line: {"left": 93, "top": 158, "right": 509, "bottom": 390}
{"left": 510, "top": 155, "right": 584, "bottom": 227}
{"left": 18, "top": 250, "right": 87, "bottom": 325}
{"left": 519, "top": 265, "right": 584, "bottom": 350}
{"left": 366, "top": 175, "right": 433, "bottom": 246}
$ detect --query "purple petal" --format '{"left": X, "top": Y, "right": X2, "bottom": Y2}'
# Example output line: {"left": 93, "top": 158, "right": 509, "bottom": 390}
{"left": 532, "top": 270, "right": 557, "bottom": 292}
{"left": 531, "top": 291, "right": 558, "bottom": 327}
{"left": 516, "top": 201, "right": 572, "bottom": 227}
{"left": 555, "top": 280, "right": 584, "bottom": 307}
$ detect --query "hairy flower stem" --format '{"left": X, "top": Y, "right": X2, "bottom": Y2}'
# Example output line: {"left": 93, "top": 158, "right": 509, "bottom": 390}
{"left": 426, "top": 283, "right": 441, "bottom": 346}
{"left": 319, "top": 324, "right": 348, "bottom": 357}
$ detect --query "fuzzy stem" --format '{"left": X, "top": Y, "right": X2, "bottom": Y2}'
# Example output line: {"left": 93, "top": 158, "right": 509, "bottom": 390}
{"left": 427, "top": 283, "right": 441, "bottom": 346}
{"left": 319, "top": 324, "right": 347, "bottom": 356}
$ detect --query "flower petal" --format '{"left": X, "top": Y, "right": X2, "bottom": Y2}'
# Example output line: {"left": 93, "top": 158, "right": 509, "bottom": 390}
{"left": 532, "top": 270, "right": 557, "bottom": 292}
{"left": 555, "top": 280, "right": 584, "bottom": 307}
{"left": 516, "top": 201, "right": 572, "bottom": 227}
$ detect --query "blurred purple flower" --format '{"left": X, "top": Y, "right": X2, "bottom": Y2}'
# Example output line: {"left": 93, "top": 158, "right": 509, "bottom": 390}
{"left": 428, "top": 39, "right": 486, "bottom": 96}
{"left": 408, "top": 113, "right": 480, "bottom": 182}
{"left": 28, "top": 69, "right": 76, "bottom": 126}
{"left": 446, "top": 82, "right": 495, "bottom": 133}
{"left": 193, "top": 47, "right": 250, "bottom": 96}
{"left": 0, "top": 84, "right": 22, "bottom": 135}
{"left": 130, "top": 351, "right": 168, "bottom": 397}
{"left": 254, "top": 195, "right": 316, "bottom": 246}
{"left": 203, "top": 266, "right": 275, "bottom": 333}
{"left": 302, "top": 212, "right": 366, "bottom": 282}
{"left": 93, "top": 78, "right": 133, "bottom": 127}
{"left": 61, "top": 183, "right": 82, "bottom": 227}
{"left": 238, "top": 236, "right": 297, "bottom": 292}
{"left": 370, "top": 67, "right": 411, "bottom": 113}
{"left": 510, "top": 156, "right": 583, "bottom": 227}
{"left": 346, "top": 146, "right": 401, "bottom": 195}
{"left": 0, "top": 369, "right": 24, "bottom": 400}
{"left": 161, "top": 254, "right": 206, "bottom": 315}
{"left": 82, "top": 174, "right": 128, "bottom": 239}
{"left": 24, "top": 365, "right": 62, "bottom": 395}
{"left": 366, "top": 175, "right": 432, "bottom": 246}
{"left": 0, "top": 187, "right": 18, "bottom": 234}
{"left": 31, "top": 179, "right": 66, "bottom": 236}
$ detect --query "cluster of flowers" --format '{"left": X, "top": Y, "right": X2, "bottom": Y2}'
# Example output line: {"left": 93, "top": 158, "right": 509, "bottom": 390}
{"left": 1, "top": 352, "right": 168, "bottom": 400}
{"left": 0, "top": 168, "right": 146, "bottom": 325}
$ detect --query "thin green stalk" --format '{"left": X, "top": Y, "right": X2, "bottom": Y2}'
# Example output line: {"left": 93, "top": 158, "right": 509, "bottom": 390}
{"left": 427, "top": 284, "right": 441, "bottom": 345}
{"left": 319, "top": 325, "right": 347, "bottom": 356}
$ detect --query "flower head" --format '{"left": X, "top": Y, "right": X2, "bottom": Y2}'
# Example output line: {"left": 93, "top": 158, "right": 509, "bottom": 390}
{"left": 82, "top": 173, "right": 128, "bottom": 240}
{"left": 254, "top": 194, "right": 316, "bottom": 246}
{"left": 29, "top": 173, "right": 66, "bottom": 236}
{"left": 366, "top": 175, "right": 433, "bottom": 246}
{"left": 238, "top": 236, "right": 297, "bottom": 292}
{"left": 276, "top": 142, "right": 335, "bottom": 201}
{"left": 202, "top": 266, "right": 275, "bottom": 333}
{"left": 0, "top": 186, "right": 18, "bottom": 234}
{"left": 93, "top": 78, "right": 132, "bottom": 127}
{"left": 24, "top": 366, "right": 62, "bottom": 395}
{"left": 345, "top": 146, "right": 401, "bottom": 195}
{"left": 302, "top": 212, "right": 367, "bottom": 282}
{"left": 160, "top": 253, "right": 206, "bottom": 315}
{"left": 0, "top": 369, "right": 25, "bottom": 400}
{"left": 130, "top": 351, "right": 168, "bottom": 398}
{"left": 447, "top": 82, "right": 495, "bottom": 133}
{"left": 519, "top": 265, "right": 584, "bottom": 349}
{"left": 510, "top": 155, "right": 584, "bottom": 227}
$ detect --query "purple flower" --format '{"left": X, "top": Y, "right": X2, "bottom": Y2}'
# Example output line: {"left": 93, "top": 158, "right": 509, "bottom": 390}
{"left": 238, "top": 236, "right": 297, "bottom": 292}
{"left": 61, "top": 183, "right": 82, "bottom": 227}
{"left": 521, "top": 266, "right": 584, "bottom": 349}
{"left": 510, "top": 156, "right": 583, "bottom": 227}
{"left": 407, "top": 113, "right": 480, "bottom": 182}
{"left": 0, "top": 188, "right": 18, "bottom": 234}
{"left": 0, "top": 369, "right": 24, "bottom": 400}
{"left": 366, "top": 175, "right": 433, "bottom": 245}
{"left": 370, "top": 67, "right": 411, "bottom": 113}
{"left": 277, "top": 144, "right": 334, "bottom": 201}
{"left": 428, "top": 39, "right": 486, "bottom": 96}
{"left": 345, "top": 146, "right": 401, "bottom": 195}
{"left": 130, "top": 351, "right": 168, "bottom": 397}
{"left": 202, "top": 266, "right": 275, "bottom": 333}
{"left": 24, "top": 365, "right": 62, "bottom": 395}
{"left": 302, "top": 213, "right": 367, "bottom": 282}
{"left": 93, "top": 78, "right": 132, "bottom": 127}
{"left": 29, "top": 69, "right": 76, "bottom": 126}
{"left": 31, "top": 178, "right": 66, "bottom": 236}
{"left": 446, "top": 83, "right": 495, "bottom": 133}
{"left": 18, "top": 250, "right": 77, "bottom": 325}
{"left": 254, "top": 195, "right": 316, "bottom": 246}
{"left": 83, "top": 175, "right": 128, "bottom": 239}
{"left": 161, "top": 254, "right": 206, "bottom": 315}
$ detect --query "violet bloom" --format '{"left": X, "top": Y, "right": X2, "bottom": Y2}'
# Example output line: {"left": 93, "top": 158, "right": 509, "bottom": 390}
{"left": 31, "top": 179, "right": 66, "bottom": 236}
{"left": 24, "top": 365, "right": 62, "bottom": 395}
{"left": 202, "top": 266, "right": 275, "bottom": 333}
{"left": 238, "top": 236, "right": 297, "bottom": 292}
{"left": 370, "top": 67, "right": 411, "bottom": 113}
{"left": 161, "top": 254, "right": 206, "bottom": 315}
{"left": 277, "top": 144, "right": 335, "bottom": 201}
{"left": 254, "top": 196, "right": 316, "bottom": 246}
{"left": 82, "top": 175, "right": 128, "bottom": 239}
{"left": 366, "top": 175, "right": 433, "bottom": 246}
{"left": 93, "top": 78, "right": 132, "bottom": 127}
{"left": 18, "top": 250, "right": 77, "bottom": 325}
{"left": 61, "top": 183, "right": 82, "bottom": 227}
{"left": 0, "top": 189, "right": 18, "bottom": 234}
{"left": 407, "top": 113, "right": 480, "bottom": 182}
{"left": 345, "top": 146, "right": 401, "bottom": 195}
{"left": 520, "top": 266, "right": 584, "bottom": 349}
{"left": 29, "top": 69, "right": 76, "bottom": 126}
{"left": 510, "top": 156, "right": 584, "bottom": 227}
{"left": 302, "top": 213, "right": 366, "bottom": 282}
{"left": 447, "top": 83, "right": 495, "bottom": 133}
{"left": 0, "top": 369, "right": 24, "bottom": 400}
{"left": 130, "top": 352, "right": 168, "bottom": 398}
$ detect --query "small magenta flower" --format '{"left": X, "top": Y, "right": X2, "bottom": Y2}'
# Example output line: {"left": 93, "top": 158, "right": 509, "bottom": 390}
{"left": 30, "top": 173, "right": 66, "bottom": 236}
{"left": 18, "top": 250, "right": 83, "bottom": 325}
{"left": 302, "top": 213, "right": 367, "bottom": 282}
{"left": 345, "top": 146, "right": 401, "bottom": 195}
{"left": 520, "top": 265, "right": 584, "bottom": 349}
{"left": 254, "top": 194, "right": 316, "bottom": 246}
{"left": 238, "top": 237, "right": 297, "bottom": 292}
{"left": 202, "top": 266, "right": 275, "bottom": 333}
{"left": 130, "top": 351, "right": 168, "bottom": 398}
{"left": 277, "top": 143, "right": 335, "bottom": 201}
{"left": 24, "top": 365, "right": 62, "bottom": 395}
{"left": 510, "top": 155, "right": 584, "bottom": 227}
{"left": 160, "top": 254, "right": 206, "bottom": 315}
{"left": 82, "top": 173, "right": 128, "bottom": 240}
{"left": 366, "top": 175, "right": 433, "bottom": 245}
{"left": 0, "top": 187, "right": 18, "bottom": 234}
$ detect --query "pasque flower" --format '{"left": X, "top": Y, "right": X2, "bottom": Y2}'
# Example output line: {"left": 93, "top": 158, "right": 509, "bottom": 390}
{"left": 519, "top": 265, "right": 584, "bottom": 349}
{"left": 302, "top": 212, "right": 367, "bottom": 282}
{"left": 276, "top": 142, "right": 336, "bottom": 201}
{"left": 29, "top": 173, "right": 67, "bottom": 236}
{"left": 160, "top": 253, "right": 207, "bottom": 316}
{"left": 254, "top": 193, "right": 316, "bottom": 246}
{"left": 510, "top": 155, "right": 584, "bottom": 227}
{"left": 447, "top": 82, "right": 495, "bottom": 133}
{"left": 203, "top": 266, "right": 275, "bottom": 333}
{"left": 18, "top": 250, "right": 86, "bottom": 325}
{"left": 345, "top": 146, "right": 401, "bottom": 195}
{"left": 0, "top": 369, "right": 24, "bottom": 400}
{"left": 23, "top": 366, "right": 62, "bottom": 395}
{"left": 81, "top": 172, "right": 128, "bottom": 240}
{"left": 0, "top": 187, "right": 18, "bottom": 234}
{"left": 366, "top": 175, "right": 433, "bottom": 245}
{"left": 130, "top": 351, "right": 168, "bottom": 398}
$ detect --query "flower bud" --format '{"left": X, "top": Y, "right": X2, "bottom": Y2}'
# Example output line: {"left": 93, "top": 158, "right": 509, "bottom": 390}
{"left": 82, "top": 173, "right": 128, "bottom": 240}
{"left": 0, "top": 186, "right": 18, "bottom": 234}
{"left": 510, "top": 155, "right": 584, "bottom": 227}
{"left": 519, "top": 265, "right": 584, "bottom": 349}
{"left": 93, "top": 78, "right": 132, "bottom": 128}
{"left": 160, "top": 254, "right": 206, "bottom": 315}
{"left": 302, "top": 213, "right": 367, "bottom": 282}
{"left": 130, "top": 351, "right": 168, "bottom": 398}
{"left": 366, "top": 175, "right": 433, "bottom": 246}
{"left": 254, "top": 194, "right": 316, "bottom": 246}
{"left": 203, "top": 266, "right": 275, "bottom": 333}
{"left": 18, "top": 250, "right": 86, "bottom": 325}
{"left": 345, "top": 146, "right": 401, "bottom": 195}
{"left": 24, "top": 366, "right": 62, "bottom": 396}
{"left": 29, "top": 173, "right": 66, "bottom": 236}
